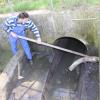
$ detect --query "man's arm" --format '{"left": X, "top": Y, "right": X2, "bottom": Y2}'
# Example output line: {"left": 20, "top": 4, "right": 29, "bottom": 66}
{"left": 27, "top": 20, "right": 41, "bottom": 42}
{"left": 3, "top": 18, "right": 17, "bottom": 38}
{"left": 3, "top": 18, "right": 13, "bottom": 33}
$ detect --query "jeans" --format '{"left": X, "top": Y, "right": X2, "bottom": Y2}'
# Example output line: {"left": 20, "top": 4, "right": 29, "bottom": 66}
{"left": 8, "top": 25, "right": 32, "bottom": 60}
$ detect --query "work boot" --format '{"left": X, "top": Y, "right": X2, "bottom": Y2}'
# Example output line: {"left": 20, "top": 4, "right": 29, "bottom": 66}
{"left": 29, "top": 60, "right": 33, "bottom": 65}
{"left": 29, "top": 60, "right": 34, "bottom": 70}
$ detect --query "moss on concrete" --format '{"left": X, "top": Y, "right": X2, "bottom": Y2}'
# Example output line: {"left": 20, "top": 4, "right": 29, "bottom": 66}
{"left": 0, "top": 48, "right": 12, "bottom": 73}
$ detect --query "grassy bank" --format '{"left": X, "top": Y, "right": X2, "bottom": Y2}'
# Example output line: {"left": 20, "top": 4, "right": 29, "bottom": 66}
{"left": 0, "top": 0, "right": 100, "bottom": 13}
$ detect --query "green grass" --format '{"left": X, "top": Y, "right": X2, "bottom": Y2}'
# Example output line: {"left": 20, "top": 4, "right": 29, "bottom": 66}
{"left": 86, "top": 0, "right": 100, "bottom": 5}
{"left": 13, "top": 0, "right": 49, "bottom": 12}
{"left": 0, "top": 0, "right": 100, "bottom": 13}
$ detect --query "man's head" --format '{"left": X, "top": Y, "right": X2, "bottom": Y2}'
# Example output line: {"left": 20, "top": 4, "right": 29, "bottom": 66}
{"left": 18, "top": 12, "right": 29, "bottom": 24}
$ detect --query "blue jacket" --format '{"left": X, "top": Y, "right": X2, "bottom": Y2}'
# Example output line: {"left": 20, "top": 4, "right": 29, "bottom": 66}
{"left": 3, "top": 16, "right": 40, "bottom": 38}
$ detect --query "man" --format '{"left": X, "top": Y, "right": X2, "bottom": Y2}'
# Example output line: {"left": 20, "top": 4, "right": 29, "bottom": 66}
{"left": 3, "top": 12, "right": 41, "bottom": 65}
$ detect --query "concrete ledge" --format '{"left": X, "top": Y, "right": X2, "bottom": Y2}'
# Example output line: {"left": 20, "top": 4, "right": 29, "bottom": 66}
{"left": 0, "top": 50, "right": 24, "bottom": 100}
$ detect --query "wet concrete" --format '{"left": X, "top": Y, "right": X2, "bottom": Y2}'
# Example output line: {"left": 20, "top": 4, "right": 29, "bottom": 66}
{"left": 9, "top": 37, "right": 99, "bottom": 100}
{"left": 9, "top": 55, "right": 50, "bottom": 100}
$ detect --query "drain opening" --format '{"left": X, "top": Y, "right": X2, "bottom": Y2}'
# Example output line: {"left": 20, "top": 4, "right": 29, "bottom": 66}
{"left": 42, "top": 37, "right": 88, "bottom": 100}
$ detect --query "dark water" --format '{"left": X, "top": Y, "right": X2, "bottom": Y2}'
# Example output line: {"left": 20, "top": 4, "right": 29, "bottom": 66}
{"left": 42, "top": 53, "right": 99, "bottom": 100}
{"left": 42, "top": 52, "right": 79, "bottom": 100}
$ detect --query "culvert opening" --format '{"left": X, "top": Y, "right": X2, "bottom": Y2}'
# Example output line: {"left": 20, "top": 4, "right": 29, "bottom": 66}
{"left": 48, "top": 37, "right": 87, "bottom": 76}
{"left": 42, "top": 37, "right": 98, "bottom": 100}
{"left": 51, "top": 37, "right": 87, "bottom": 66}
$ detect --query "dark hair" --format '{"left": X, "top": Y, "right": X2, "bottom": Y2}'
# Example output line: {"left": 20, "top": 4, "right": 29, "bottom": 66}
{"left": 18, "top": 12, "right": 29, "bottom": 19}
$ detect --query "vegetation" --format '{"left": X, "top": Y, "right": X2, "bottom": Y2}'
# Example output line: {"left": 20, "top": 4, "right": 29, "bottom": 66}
{"left": 0, "top": 0, "right": 100, "bottom": 13}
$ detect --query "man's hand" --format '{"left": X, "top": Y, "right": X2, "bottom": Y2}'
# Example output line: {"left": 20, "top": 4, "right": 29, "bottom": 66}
{"left": 10, "top": 32, "right": 18, "bottom": 38}
{"left": 36, "top": 38, "right": 41, "bottom": 44}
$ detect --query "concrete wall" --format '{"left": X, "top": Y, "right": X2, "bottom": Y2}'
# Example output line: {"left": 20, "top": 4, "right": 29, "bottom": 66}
{"left": 0, "top": 9, "right": 99, "bottom": 45}
{"left": 28, "top": 9, "right": 99, "bottom": 47}
{"left": 0, "top": 51, "right": 24, "bottom": 100}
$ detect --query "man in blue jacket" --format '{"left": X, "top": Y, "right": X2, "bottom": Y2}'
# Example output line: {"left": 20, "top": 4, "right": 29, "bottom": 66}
{"left": 3, "top": 12, "right": 41, "bottom": 65}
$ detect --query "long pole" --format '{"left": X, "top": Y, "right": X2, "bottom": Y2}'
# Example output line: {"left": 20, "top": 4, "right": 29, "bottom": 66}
{"left": 17, "top": 35, "right": 99, "bottom": 59}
